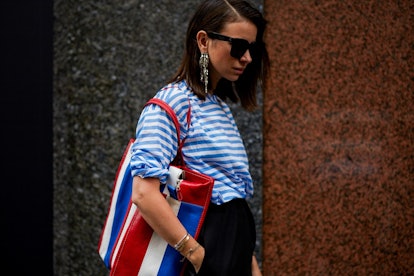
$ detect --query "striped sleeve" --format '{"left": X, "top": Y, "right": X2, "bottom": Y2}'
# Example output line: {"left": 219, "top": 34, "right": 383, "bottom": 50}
{"left": 129, "top": 85, "right": 189, "bottom": 184}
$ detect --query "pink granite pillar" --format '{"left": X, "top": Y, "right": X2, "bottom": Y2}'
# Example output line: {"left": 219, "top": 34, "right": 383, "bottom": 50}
{"left": 262, "top": 1, "right": 413, "bottom": 275}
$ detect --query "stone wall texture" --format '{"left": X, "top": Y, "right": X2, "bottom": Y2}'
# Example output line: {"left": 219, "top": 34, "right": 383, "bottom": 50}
{"left": 53, "top": 1, "right": 263, "bottom": 275}
{"left": 263, "top": 0, "right": 413, "bottom": 275}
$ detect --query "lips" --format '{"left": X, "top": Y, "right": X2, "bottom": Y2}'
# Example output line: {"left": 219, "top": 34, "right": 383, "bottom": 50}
{"left": 233, "top": 67, "right": 245, "bottom": 74}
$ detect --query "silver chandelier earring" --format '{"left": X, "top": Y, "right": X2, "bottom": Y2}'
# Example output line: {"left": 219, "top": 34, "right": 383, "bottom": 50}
{"left": 199, "top": 52, "right": 209, "bottom": 94}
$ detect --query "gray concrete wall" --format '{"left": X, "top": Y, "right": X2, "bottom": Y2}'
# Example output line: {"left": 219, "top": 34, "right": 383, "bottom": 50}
{"left": 53, "top": 1, "right": 264, "bottom": 275}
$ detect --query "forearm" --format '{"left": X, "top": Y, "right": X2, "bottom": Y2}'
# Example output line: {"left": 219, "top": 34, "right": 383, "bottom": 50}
{"left": 132, "top": 176, "right": 187, "bottom": 245}
{"left": 132, "top": 176, "right": 204, "bottom": 271}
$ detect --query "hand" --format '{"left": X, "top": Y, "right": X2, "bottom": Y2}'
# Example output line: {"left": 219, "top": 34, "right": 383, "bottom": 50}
{"left": 189, "top": 245, "right": 205, "bottom": 273}
{"left": 252, "top": 255, "right": 262, "bottom": 276}
{"left": 181, "top": 240, "right": 205, "bottom": 274}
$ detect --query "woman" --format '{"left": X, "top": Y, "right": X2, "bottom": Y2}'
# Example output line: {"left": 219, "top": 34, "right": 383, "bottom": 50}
{"left": 130, "top": 0, "right": 269, "bottom": 275}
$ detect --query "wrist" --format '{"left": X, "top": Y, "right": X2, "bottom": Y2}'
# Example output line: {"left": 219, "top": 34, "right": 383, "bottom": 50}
{"left": 173, "top": 232, "right": 190, "bottom": 252}
{"left": 185, "top": 243, "right": 204, "bottom": 271}
{"left": 174, "top": 234, "right": 204, "bottom": 268}
{"left": 178, "top": 239, "right": 204, "bottom": 261}
{"left": 185, "top": 243, "right": 203, "bottom": 262}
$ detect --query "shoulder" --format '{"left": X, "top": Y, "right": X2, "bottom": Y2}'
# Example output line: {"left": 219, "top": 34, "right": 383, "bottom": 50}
{"left": 151, "top": 80, "right": 191, "bottom": 120}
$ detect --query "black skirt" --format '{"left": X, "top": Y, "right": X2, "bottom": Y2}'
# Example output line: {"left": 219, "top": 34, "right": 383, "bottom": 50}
{"left": 184, "top": 198, "right": 256, "bottom": 276}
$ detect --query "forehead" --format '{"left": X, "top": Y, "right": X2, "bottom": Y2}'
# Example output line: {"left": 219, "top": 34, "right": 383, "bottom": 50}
{"left": 220, "top": 21, "right": 257, "bottom": 42}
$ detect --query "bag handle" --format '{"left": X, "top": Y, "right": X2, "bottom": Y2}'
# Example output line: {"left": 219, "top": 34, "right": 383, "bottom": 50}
{"left": 144, "top": 98, "right": 190, "bottom": 167}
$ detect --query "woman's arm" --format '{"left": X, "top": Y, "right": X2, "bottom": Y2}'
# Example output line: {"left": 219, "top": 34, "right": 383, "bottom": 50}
{"left": 131, "top": 176, "right": 204, "bottom": 272}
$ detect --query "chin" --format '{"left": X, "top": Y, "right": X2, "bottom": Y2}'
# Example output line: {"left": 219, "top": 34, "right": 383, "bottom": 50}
{"left": 226, "top": 75, "right": 241, "bottom": 82}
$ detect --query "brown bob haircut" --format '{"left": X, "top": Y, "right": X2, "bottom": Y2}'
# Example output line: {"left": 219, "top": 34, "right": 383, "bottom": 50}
{"left": 169, "top": 0, "right": 269, "bottom": 111}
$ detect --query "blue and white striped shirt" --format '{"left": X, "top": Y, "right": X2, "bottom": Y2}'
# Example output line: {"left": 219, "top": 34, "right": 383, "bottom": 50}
{"left": 130, "top": 80, "right": 253, "bottom": 205}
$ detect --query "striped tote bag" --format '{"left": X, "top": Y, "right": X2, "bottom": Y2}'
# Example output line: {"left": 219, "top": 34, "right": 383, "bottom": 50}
{"left": 97, "top": 98, "right": 214, "bottom": 275}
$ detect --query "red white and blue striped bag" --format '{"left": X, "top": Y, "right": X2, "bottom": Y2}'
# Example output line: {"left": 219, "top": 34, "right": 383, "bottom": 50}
{"left": 97, "top": 98, "right": 214, "bottom": 275}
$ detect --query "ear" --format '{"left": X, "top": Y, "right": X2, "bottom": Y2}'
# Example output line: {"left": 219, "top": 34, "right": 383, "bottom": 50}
{"left": 196, "top": 30, "right": 209, "bottom": 53}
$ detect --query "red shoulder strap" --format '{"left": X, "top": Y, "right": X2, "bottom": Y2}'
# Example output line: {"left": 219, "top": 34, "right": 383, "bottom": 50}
{"left": 144, "top": 98, "right": 189, "bottom": 166}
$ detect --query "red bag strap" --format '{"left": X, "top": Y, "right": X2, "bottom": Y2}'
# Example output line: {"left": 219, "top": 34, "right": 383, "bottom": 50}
{"left": 144, "top": 98, "right": 190, "bottom": 167}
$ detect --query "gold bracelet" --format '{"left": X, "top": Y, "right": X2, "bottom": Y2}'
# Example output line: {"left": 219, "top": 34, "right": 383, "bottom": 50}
{"left": 180, "top": 243, "right": 201, "bottom": 262}
{"left": 185, "top": 243, "right": 201, "bottom": 260}
{"left": 174, "top": 233, "right": 190, "bottom": 252}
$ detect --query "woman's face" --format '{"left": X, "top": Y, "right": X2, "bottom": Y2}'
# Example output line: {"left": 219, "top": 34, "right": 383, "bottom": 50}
{"left": 207, "top": 20, "right": 257, "bottom": 89}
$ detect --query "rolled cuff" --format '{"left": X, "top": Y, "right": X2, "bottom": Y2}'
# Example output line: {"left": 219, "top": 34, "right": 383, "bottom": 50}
{"left": 130, "top": 164, "right": 169, "bottom": 184}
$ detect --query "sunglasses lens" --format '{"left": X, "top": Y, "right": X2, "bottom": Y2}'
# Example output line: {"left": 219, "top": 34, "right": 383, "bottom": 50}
{"left": 231, "top": 40, "right": 249, "bottom": 59}
{"left": 249, "top": 44, "right": 258, "bottom": 58}
{"left": 231, "top": 39, "right": 257, "bottom": 59}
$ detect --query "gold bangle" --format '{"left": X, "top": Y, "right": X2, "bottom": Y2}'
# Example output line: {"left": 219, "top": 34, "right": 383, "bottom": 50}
{"left": 174, "top": 233, "right": 190, "bottom": 252}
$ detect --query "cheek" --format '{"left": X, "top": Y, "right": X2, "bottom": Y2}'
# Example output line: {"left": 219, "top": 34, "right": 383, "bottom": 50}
{"left": 209, "top": 50, "right": 231, "bottom": 74}
{"left": 209, "top": 42, "right": 231, "bottom": 66}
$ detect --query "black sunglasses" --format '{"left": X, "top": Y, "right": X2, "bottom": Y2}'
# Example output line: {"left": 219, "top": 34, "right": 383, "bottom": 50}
{"left": 207, "top": 32, "right": 257, "bottom": 59}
